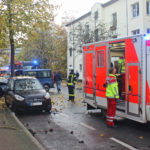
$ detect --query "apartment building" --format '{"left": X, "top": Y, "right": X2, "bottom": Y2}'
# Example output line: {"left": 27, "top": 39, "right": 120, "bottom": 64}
{"left": 66, "top": 0, "right": 150, "bottom": 79}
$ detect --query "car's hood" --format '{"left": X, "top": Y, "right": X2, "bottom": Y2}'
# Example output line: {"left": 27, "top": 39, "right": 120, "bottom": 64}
{"left": 15, "top": 89, "right": 46, "bottom": 98}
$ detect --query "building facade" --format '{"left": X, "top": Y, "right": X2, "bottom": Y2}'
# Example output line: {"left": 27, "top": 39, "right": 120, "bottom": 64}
{"left": 66, "top": 0, "right": 150, "bottom": 79}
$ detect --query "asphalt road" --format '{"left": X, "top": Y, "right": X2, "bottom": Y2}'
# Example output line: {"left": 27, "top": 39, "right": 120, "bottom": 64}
{"left": 18, "top": 85, "right": 150, "bottom": 150}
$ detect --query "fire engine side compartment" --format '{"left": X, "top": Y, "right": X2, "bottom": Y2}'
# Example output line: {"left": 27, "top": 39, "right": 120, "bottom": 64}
{"left": 83, "top": 45, "right": 97, "bottom": 108}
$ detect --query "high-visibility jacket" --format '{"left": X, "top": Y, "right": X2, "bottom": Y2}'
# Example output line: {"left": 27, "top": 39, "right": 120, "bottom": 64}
{"left": 118, "top": 58, "right": 125, "bottom": 73}
{"left": 106, "top": 74, "right": 119, "bottom": 99}
{"left": 67, "top": 73, "right": 76, "bottom": 86}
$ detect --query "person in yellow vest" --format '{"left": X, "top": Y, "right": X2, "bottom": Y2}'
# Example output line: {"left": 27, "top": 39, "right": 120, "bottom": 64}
{"left": 118, "top": 56, "right": 125, "bottom": 74}
{"left": 67, "top": 69, "right": 76, "bottom": 102}
{"left": 118, "top": 56, "right": 125, "bottom": 99}
{"left": 106, "top": 67, "right": 119, "bottom": 128}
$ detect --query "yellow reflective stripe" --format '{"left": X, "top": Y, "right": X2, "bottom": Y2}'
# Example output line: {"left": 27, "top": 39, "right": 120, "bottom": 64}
{"left": 68, "top": 83, "right": 73, "bottom": 85}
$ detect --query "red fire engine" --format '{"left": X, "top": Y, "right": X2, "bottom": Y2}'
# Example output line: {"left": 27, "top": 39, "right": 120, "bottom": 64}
{"left": 83, "top": 34, "right": 150, "bottom": 123}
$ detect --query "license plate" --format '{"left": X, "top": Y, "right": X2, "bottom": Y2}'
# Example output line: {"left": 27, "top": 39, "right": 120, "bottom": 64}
{"left": 32, "top": 102, "right": 42, "bottom": 106}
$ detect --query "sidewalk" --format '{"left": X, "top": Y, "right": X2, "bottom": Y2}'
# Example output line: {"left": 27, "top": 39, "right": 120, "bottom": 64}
{"left": 0, "top": 100, "right": 44, "bottom": 150}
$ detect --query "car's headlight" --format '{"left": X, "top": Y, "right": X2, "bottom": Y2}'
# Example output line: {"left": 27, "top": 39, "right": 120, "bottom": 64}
{"left": 15, "top": 95, "right": 24, "bottom": 101}
{"left": 45, "top": 92, "right": 50, "bottom": 99}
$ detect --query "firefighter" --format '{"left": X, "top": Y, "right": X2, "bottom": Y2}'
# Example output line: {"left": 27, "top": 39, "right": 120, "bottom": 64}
{"left": 106, "top": 67, "right": 119, "bottom": 128}
{"left": 118, "top": 56, "right": 125, "bottom": 99}
{"left": 67, "top": 69, "right": 76, "bottom": 102}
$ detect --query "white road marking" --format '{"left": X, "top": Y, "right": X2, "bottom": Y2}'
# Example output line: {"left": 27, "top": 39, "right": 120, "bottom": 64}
{"left": 110, "top": 137, "right": 138, "bottom": 150}
{"left": 59, "top": 113, "right": 96, "bottom": 131}
{"left": 59, "top": 113, "right": 69, "bottom": 118}
{"left": 80, "top": 122, "right": 96, "bottom": 131}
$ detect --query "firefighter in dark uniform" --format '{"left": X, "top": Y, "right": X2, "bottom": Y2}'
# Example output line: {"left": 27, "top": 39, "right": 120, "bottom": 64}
{"left": 106, "top": 67, "right": 119, "bottom": 127}
{"left": 67, "top": 69, "right": 76, "bottom": 102}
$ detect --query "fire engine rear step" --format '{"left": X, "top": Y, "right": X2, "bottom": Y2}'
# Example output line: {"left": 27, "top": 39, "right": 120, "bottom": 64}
{"left": 116, "top": 100, "right": 125, "bottom": 112}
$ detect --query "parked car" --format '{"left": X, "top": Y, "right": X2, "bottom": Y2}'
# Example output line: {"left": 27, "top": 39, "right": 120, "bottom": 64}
{"left": 4, "top": 76, "right": 51, "bottom": 113}
{"left": 15, "top": 69, "right": 54, "bottom": 91}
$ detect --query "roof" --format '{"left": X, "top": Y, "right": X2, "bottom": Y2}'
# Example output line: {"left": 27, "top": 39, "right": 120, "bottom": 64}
{"left": 102, "top": 0, "right": 118, "bottom": 7}
{"left": 66, "top": 0, "right": 118, "bottom": 27}
{"left": 65, "top": 12, "right": 91, "bottom": 27}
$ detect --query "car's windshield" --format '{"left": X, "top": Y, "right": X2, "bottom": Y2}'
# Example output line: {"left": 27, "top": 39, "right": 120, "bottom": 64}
{"left": 14, "top": 78, "right": 43, "bottom": 91}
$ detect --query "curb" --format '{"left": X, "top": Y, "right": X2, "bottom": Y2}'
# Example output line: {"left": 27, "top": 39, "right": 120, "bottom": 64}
{"left": 9, "top": 109, "right": 45, "bottom": 150}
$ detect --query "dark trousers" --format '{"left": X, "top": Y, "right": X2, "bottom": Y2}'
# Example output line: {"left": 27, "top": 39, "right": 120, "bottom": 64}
{"left": 106, "top": 98, "right": 117, "bottom": 126}
{"left": 68, "top": 85, "right": 75, "bottom": 101}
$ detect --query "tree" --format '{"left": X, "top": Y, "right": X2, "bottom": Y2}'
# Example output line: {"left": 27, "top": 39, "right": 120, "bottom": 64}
{"left": 0, "top": 0, "right": 55, "bottom": 76}
{"left": 17, "top": 23, "right": 67, "bottom": 77}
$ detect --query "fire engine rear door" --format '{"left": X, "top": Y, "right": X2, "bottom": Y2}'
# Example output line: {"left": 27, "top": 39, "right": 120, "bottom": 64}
{"left": 84, "top": 51, "right": 94, "bottom": 100}
{"left": 95, "top": 45, "right": 108, "bottom": 107}
{"left": 127, "top": 63, "right": 140, "bottom": 117}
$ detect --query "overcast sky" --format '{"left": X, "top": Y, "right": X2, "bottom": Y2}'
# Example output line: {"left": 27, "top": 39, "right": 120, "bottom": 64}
{"left": 50, "top": 0, "right": 110, "bottom": 24}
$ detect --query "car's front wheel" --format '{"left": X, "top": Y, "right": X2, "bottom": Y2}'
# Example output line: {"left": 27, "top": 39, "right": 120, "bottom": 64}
{"left": 45, "top": 103, "right": 51, "bottom": 113}
{"left": 5, "top": 97, "right": 10, "bottom": 107}
{"left": 11, "top": 103, "right": 18, "bottom": 114}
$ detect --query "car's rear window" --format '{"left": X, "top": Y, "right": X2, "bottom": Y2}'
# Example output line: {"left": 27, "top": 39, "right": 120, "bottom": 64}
{"left": 15, "top": 78, "right": 43, "bottom": 91}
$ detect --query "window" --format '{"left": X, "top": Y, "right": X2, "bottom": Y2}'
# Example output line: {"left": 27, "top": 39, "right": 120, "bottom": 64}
{"left": 94, "top": 11, "right": 98, "bottom": 20}
{"left": 85, "top": 25, "right": 89, "bottom": 34}
{"left": 69, "top": 48, "right": 72, "bottom": 57}
{"left": 14, "top": 79, "right": 43, "bottom": 91}
{"left": 112, "top": 13, "right": 117, "bottom": 28}
{"left": 132, "top": 29, "right": 140, "bottom": 35}
{"left": 69, "top": 32, "right": 72, "bottom": 41}
{"left": 97, "top": 50, "right": 105, "bottom": 68}
{"left": 79, "top": 64, "right": 82, "bottom": 72}
{"left": 26, "top": 71, "right": 37, "bottom": 77}
{"left": 95, "top": 29, "right": 99, "bottom": 42}
{"left": 37, "top": 71, "right": 51, "bottom": 78}
{"left": 132, "top": 3, "right": 139, "bottom": 17}
{"left": 147, "top": 28, "right": 150, "bottom": 33}
{"left": 147, "top": 1, "right": 150, "bottom": 15}
{"left": 8, "top": 79, "right": 14, "bottom": 90}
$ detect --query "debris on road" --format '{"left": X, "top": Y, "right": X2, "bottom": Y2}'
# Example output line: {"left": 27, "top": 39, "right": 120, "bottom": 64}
{"left": 28, "top": 128, "right": 36, "bottom": 136}
{"left": 100, "top": 134, "right": 104, "bottom": 137}
{"left": 79, "top": 140, "right": 84, "bottom": 143}
{"left": 49, "top": 128, "right": 53, "bottom": 132}
{"left": 139, "top": 136, "right": 143, "bottom": 139}
{"left": 70, "top": 131, "right": 74, "bottom": 134}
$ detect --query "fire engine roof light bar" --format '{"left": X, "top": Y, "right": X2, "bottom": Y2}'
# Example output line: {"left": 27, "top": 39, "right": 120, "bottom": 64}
{"left": 144, "top": 34, "right": 150, "bottom": 40}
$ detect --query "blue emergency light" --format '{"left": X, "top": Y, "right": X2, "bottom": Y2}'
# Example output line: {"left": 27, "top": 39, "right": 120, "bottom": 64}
{"left": 144, "top": 34, "right": 150, "bottom": 40}
{"left": 32, "top": 59, "right": 38, "bottom": 65}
